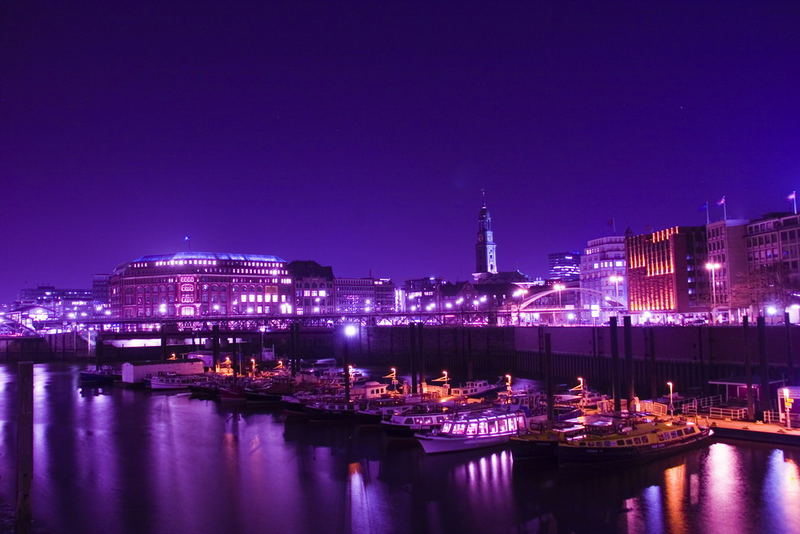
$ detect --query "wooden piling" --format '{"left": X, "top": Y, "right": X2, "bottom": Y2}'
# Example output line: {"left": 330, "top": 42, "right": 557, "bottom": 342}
{"left": 609, "top": 317, "right": 620, "bottom": 412}
{"left": 160, "top": 326, "right": 168, "bottom": 360}
{"left": 743, "top": 316, "right": 754, "bottom": 420}
{"left": 544, "top": 333, "right": 554, "bottom": 424}
{"left": 343, "top": 336, "right": 351, "bottom": 402}
{"left": 408, "top": 324, "right": 417, "bottom": 394}
{"left": 758, "top": 316, "right": 770, "bottom": 416}
{"left": 15, "top": 361, "right": 33, "bottom": 534}
{"left": 785, "top": 312, "right": 794, "bottom": 384}
{"left": 211, "top": 324, "right": 220, "bottom": 369}
{"left": 624, "top": 316, "right": 634, "bottom": 405}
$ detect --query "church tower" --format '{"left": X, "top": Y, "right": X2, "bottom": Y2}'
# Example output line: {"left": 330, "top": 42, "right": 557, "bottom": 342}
{"left": 475, "top": 192, "right": 498, "bottom": 274}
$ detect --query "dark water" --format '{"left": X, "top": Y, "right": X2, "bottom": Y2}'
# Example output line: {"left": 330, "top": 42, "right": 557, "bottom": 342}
{"left": 1, "top": 364, "right": 799, "bottom": 534}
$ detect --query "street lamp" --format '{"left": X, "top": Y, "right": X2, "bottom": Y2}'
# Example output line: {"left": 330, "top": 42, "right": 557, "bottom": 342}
{"left": 553, "top": 283, "right": 566, "bottom": 308}
{"left": 667, "top": 381, "right": 674, "bottom": 417}
{"left": 705, "top": 262, "right": 721, "bottom": 314}
{"left": 342, "top": 324, "right": 358, "bottom": 402}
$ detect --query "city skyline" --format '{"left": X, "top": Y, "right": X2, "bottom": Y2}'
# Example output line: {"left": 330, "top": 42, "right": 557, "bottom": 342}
{"left": 3, "top": 2, "right": 800, "bottom": 302}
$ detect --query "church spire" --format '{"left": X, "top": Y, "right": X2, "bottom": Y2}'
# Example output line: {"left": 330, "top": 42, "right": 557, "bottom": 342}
{"left": 475, "top": 191, "right": 497, "bottom": 274}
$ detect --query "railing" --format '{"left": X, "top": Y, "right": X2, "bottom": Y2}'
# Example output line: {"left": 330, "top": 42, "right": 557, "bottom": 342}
{"left": 709, "top": 406, "right": 748, "bottom": 420}
{"left": 764, "top": 410, "right": 781, "bottom": 424}
{"left": 680, "top": 395, "right": 723, "bottom": 415}
{"left": 640, "top": 400, "right": 668, "bottom": 416}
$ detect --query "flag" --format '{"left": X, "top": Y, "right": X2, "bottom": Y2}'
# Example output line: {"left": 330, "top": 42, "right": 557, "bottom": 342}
{"left": 789, "top": 191, "right": 796, "bottom": 201}
{"left": 698, "top": 201, "right": 709, "bottom": 212}
{"left": 716, "top": 196, "right": 726, "bottom": 206}
{"left": 184, "top": 234, "right": 190, "bottom": 241}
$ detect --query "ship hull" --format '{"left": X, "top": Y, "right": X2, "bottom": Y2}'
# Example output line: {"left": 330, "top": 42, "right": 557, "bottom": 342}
{"left": 557, "top": 428, "right": 712, "bottom": 464}
{"left": 417, "top": 435, "right": 510, "bottom": 454}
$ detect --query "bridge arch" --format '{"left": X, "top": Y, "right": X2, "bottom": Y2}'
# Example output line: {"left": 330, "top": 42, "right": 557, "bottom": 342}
{"left": 518, "top": 287, "right": 625, "bottom": 310}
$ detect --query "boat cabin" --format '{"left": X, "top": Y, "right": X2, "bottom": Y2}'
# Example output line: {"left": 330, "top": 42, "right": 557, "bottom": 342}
{"left": 439, "top": 412, "right": 526, "bottom": 438}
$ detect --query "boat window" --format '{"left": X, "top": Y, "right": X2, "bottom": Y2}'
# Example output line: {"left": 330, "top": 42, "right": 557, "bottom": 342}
{"left": 507, "top": 417, "right": 517, "bottom": 432}
{"left": 452, "top": 424, "right": 466, "bottom": 434}
{"left": 633, "top": 437, "right": 641, "bottom": 444}
{"left": 658, "top": 433, "right": 665, "bottom": 441}
{"left": 604, "top": 441, "right": 612, "bottom": 447}
{"left": 423, "top": 417, "right": 433, "bottom": 425}
{"left": 517, "top": 414, "right": 526, "bottom": 428}
{"left": 579, "top": 442, "right": 586, "bottom": 446}
{"left": 404, "top": 418, "right": 413, "bottom": 424}
{"left": 616, "top": 440, "right": 625, "bottom": 446}
{"left": 441, "top": 422, "right": 453, "bottom": 433}
{"left": 670, "top": 431, "right": 679, "bottom": 439}
{"left": 685, "top": 426, "right": 694, "bottom": 434}
{"left": 489, "top": 420, "right": 499, "bottom": 434}
{"left": 466, "top": 423, "right": 478, "bottom": 435}
{"left": 498, "top": 419, "right": 508, "bottom": 433}
{"left": 478, "top": 422, "right": 488, "bottom": 435}
{"left": 625, "top": 439, "right": 633, "bottom": 445}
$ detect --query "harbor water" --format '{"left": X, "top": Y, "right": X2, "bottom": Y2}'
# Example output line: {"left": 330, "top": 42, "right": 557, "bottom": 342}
{"left": 1, "top": 363, "right": 799, "bottom": 534}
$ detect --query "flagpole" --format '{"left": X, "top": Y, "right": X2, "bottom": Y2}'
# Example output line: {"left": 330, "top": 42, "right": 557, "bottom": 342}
{"left": 794, "top": 192, "right": 797, "bottom": 215}
{"left": 706, "top": 201, "right": 710, "bottom": 225}
{"left": 723, "top": 202, "right": 727, "bottom": 221}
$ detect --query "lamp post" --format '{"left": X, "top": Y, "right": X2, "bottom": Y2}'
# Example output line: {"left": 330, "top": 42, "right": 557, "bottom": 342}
{"left": 667, "top": 381, "right": 674, "bottom": 418}
{"left": 705, "top": 262, "right": 721, "bottom": 320}
{"left": 343, "top": 324, "right": 358, "bottom": 402}
{"left": 553, "top": 283, "right": 566, "bottom": 323}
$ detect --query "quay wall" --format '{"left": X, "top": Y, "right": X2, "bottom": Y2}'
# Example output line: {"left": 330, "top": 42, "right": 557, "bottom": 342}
{"left": 4, "top": 325, "right": 798, "bottom": 394}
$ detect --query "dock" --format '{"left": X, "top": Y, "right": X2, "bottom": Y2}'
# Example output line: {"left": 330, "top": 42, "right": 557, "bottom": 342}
{"left": 703, "top": 418, "right": 800, "bottom": 447}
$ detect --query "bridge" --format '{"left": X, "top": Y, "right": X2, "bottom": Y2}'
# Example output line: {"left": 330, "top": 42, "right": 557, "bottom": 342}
{"left": 11, "top": 287, "right": 628, "bottom": 338}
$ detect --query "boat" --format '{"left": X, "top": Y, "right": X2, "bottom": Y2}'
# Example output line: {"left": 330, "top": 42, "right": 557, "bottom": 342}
{"left": 305, "top": 399, "right": 357, "bottom": 420}
{"left": 509, "top": 416, "right": 584, "bottom": 460}
{"left": 416, "top": 409, "right": 527, "bottom": 454}
{"left": 244, "top": 386, "right": 283, "bottom": 404}
{"left": 380, "top": 399, "right": 480, "bottom": 437}
{"left": 79, "top": 366, "right": 120, "bottom": 385}
{"left": 449, "top": 379, "right": 505, "bottom": 398}
{"left": 218, "top": 386, "right": 247, "bottom": 403}
{"left": 149, "top": 373, "right": 205, "bottom": 390}
{"left": 556, "top": 415, "right": 712, "bottom": 464}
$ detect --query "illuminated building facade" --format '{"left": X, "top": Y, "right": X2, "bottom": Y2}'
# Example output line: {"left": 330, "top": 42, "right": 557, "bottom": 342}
{"left": 404, "top": 277, "right": 446, "bottom": 311}
{"left": 287, "top": 260, "right": 335, "bottom": 314}
{"left": 625, "top": 226, "right": 709, "bottom": 313}
{"left": 745, "top": 213, "right": 800, "bottom": 310}
{"left": 109, "top": 252, "right": 293, "bottom": 318}
{"left": 548, "top": 252, "right": 581, "bottom": 282}
{"left": 16, "top": 285, "right": 94, "bottom": 320}
{"left": 335, "top": 277, "right": 395, "bottom": 313}
{"left": 706, "top": 219, "right": 749, "bottom": 312}
{"left": 580, "top": 236, "right": 627, "bottom": 307}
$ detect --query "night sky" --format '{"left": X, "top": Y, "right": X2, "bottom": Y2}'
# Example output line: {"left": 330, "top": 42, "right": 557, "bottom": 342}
{"left": 2, "top": 1, "right": 800, "bottom": 302}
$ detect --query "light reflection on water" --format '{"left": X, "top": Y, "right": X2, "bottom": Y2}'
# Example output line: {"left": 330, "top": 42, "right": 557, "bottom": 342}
{"left": 0, "top": 364, "right": 798, "bottom": 534}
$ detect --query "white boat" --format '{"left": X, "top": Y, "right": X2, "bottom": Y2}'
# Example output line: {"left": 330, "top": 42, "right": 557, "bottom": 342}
{"left": 149, "top": 374, "right": 205, "bottom": 390}
{"left": 416, "top": 410, "right": 527, "bottom": 454}
{"left": 449, "top": 379, "right": 504, "bottom": 398}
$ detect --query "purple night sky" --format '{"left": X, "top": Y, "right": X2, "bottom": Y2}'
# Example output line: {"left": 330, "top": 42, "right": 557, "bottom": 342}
{"left": 2, "top": 2, "right": 800, "bottom": 301}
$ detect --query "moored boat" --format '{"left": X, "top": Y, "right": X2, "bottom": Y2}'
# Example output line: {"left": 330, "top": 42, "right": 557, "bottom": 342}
{"left": 80, "top": 366, "right": 120, "bottom": 385}
{"left": 416, "top": 410, "right": 527, "bottom": 454}
{"left": 149, "top": 373, "right": 205, "bottom": 390}
{"left": 556, "top": 415, "right": 712, "bottom": 464}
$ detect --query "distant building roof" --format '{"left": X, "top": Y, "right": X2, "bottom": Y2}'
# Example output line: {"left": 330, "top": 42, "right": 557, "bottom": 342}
{"left": 129, "top": 251, "right": 285, "bottom": 263}
{"left": 287, "top": 260, "right": 335, "bottom": 280}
